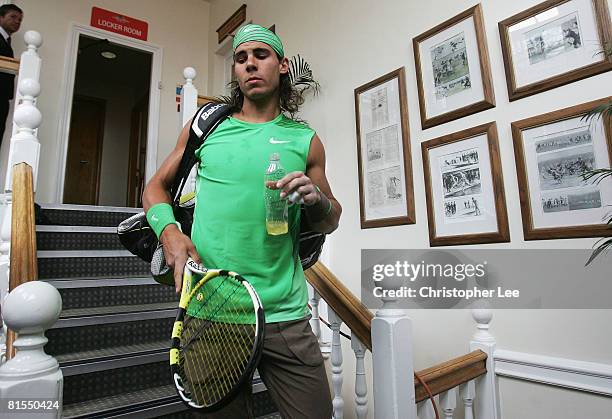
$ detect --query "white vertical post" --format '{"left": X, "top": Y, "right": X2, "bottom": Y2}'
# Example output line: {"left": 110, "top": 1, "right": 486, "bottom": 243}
{"left": 372, "top": 294, "right": 416, "bottom": 418}
{"left": 180, "top": 67, "right": 199, "bottom": 196}
{"left": 11, "top": 31, "right": 43, "bottom": 138}
{"left": 470, "top": 308, "right": 501, "bottom": 419}
{"left": 4, "top": 78, "right": 42, "bottom": 192}
{"left": 180, "top": 67, "right": 198, "bottom": 127}
{"left": 0, "top": 281, "right": 63, "bottom": 418}
{"left": 459, "top": 380, "right": 475, "bottom": 419}
{"left": 0, "top": 193, "right": 10, "bottom": 359}
{"left": 417, "top": 400, "right": 436, "bottom": 419}
{"left": 328, "top": 308, "right": 344, "bottom": 419}
{"left": 439, "top": 388, "right": 457, "bottom": 418}
{"left": 351, "top": 333, "right": 367, "bottom": 419}
{"left": 309, "top": 289, "right": 322, "bottom": 343}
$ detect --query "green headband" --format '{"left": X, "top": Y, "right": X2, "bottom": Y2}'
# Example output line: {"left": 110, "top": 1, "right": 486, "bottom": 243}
{"left": 233, "top": 24, "right": 284, "bottom": 58}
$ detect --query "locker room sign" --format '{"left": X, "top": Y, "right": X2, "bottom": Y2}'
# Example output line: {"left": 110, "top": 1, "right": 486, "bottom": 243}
{"left": 91, "top": 7, "right": 148, "bottom": 41}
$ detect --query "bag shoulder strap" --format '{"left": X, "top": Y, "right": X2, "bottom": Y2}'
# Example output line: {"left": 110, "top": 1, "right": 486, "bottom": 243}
{"left": 170, "top": 102, "right": 232, "bottom": 202}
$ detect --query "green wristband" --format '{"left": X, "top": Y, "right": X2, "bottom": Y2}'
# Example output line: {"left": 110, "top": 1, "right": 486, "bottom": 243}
{"left": 146, "top": 203, "right": 177, "bottom": 239}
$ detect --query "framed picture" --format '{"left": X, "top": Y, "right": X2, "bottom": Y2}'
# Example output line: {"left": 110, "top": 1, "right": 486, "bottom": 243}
{"left": 500, "top": 0, "right": 612, "bottom": 101}
{"left": 354, "top": 67, "right": 416, "bottom": 229}
{"left": 413, "top": 4, "right": 495, "bottom": 129}
{"left": 422, "top": 122, "right": 510, "bottom": 246}
{"left": 512, "top": 98, "right": 612, "bottom": 240}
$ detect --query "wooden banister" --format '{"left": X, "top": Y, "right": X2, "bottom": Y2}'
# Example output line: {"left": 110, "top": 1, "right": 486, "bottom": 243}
{"left": 0, "top": 55, "right": 19, "bottom": 74}
{"left": 5, "top": 163, "right": 38, "bottom": 359}
{"left": 304, "top": 262, "right": 373, "bottom": 351}
{"left": 414, "top": 349, "right": 487, "bottom": 403}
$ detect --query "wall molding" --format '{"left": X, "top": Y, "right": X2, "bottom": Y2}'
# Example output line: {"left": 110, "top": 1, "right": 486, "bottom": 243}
{"left": 494, "top": 349, "right": 612, "bottom": 396}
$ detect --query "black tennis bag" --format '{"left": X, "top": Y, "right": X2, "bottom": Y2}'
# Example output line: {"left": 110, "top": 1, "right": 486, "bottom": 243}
{"left": 117, "top": 103, "right": 326, "bottom": 283}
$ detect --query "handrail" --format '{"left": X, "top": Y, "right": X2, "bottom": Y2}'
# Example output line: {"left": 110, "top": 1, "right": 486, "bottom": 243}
{"left": 304, "top": 262, "right": 373, "bottom": 351}
{"left": 0, "top": 55, "right": 19, "bottom": 74}
{"left": 5, "top": 163, "right": 38, "bottom": 359}
{"left": 414, "top": 349, "right": 487, "bottom": 403}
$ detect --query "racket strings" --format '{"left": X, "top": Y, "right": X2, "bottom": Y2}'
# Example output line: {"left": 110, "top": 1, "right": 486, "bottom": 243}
{"left": 182, "top": 278, "right": 239, "bottom": 351}
{"left": 178, "top": 274, "right": 257, "bottom": 407}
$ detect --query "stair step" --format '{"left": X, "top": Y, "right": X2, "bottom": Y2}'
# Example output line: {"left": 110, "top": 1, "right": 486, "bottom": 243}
{"left": 61, "top": 302, "right": 177, "bottom": 319}
{"left": 57, "top": 284, "right": 178, "bottom": 310}
{"left": 37, "top": 229, "right": 124, "bottom": 251}
{"left": 62, "top": 384, "right": 176, "bottom": 418}
{"left": 47, "top": 317, "right": 174, "bottom": 356}
{"left": 62, "top": 383, "right": 278, "bottom": 419}
{"left": 56, "top": 340, "right": 169, "bottom": 366}
{"left": 39, "top": 255, "right": 150, "bottom": 279}
{"left": 38, "top": 204, "right": 140, "bottom": 227}
{"left": 63, "top": 360, "right": 171, "bottom": 406}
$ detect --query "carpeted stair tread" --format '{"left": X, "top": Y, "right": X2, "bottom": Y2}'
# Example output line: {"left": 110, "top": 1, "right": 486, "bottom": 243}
{"left": 61, "top": 302, "right": 177, "bottom": 318}
{"left": 62, "top": 384, "right": 177, "bottom": 418}
{"left": 56, "top": 339, "right": 169, "bottom": 365}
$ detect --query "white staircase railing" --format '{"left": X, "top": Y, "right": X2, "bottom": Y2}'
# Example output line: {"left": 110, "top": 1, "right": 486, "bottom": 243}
{"left": 1, "top": 30, "right": 43, "bottom": 360}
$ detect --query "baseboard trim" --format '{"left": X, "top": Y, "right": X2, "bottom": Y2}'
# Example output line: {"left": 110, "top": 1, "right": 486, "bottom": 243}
{"left": 494, "top": 349, "right": 612, "bottom": 396}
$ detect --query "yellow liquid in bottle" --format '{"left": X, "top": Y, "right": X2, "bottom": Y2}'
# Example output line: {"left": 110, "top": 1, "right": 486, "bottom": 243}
{"left": 266, "top": 220, "right": 288, "bottom": 235}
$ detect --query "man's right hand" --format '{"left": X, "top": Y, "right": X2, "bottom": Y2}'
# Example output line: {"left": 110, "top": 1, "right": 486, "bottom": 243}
{"left": 160, "top": 224, "right": 202, "bottom": 293}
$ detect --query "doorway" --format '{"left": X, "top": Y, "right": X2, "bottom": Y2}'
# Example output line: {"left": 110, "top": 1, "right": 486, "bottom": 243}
{"left": 62, "top": 31, "right": 154, "bottom": 207}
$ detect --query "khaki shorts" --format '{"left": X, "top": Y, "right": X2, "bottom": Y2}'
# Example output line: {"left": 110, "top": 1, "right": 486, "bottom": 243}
{"left": 193, "top": 316, "right": 332, "bottom": 419}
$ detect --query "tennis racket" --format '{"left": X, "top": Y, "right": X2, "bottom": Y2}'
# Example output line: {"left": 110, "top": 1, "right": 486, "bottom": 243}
{"left": 170, "top": 258, "right": 265, "bottom": 412}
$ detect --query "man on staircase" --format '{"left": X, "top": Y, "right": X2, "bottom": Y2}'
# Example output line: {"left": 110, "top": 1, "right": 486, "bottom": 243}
{"left": 0, "top": 4, "right": 23, "bottom": 148}
{"left": 143, "top": 24, "right": 341, "bottom": 418}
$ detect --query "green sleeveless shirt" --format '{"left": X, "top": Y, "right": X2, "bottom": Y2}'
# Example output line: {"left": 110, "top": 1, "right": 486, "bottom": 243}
{"left": 189, "top": 113, "right": 315, "bottom": 323}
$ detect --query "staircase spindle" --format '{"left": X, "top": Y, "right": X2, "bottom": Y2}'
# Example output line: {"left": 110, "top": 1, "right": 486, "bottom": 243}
{"left": 417, "top": 398, "right": 437, "bottom": 419}
{"left": 329, "top": 308, "right": 344, "bottom": 419}
{"left": 309, "top": 289, "right": 322, "bottom": 343}
{"left": 459, "top": 380, "right": 475, "bottom": 419}
{"left": 439, "top": 388, "right": 457, "bottom": 418}
{"left": 351, "top": 333, "right": 367, "bottom": 419}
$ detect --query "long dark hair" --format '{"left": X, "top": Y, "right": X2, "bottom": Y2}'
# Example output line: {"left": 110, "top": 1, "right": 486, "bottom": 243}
{"left": 219, "top": 55, "right": 319, "bottom": 122}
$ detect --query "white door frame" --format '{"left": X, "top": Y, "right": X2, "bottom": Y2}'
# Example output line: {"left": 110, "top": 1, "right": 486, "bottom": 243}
{"left": 54, "top": 23, "right": 162, "bottom": 204}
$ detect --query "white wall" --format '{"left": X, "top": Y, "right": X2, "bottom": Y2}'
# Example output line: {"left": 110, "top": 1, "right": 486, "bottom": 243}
{"left": 5, "top": 0, "right": 211, "bottom": 203}
{"left": 207, "top": 1, "right": 612, "bottom": 418}
{"left": 74, "top": 79, "right": 134, "bottom": 206}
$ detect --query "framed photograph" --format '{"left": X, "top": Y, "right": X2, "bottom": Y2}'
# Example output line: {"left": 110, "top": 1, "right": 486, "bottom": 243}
{"left": 413, "top": 4, "right": 495, "bottom": 129}
{"left": 354, "top": 67, "right": 416, "bottom": 229}
{"left": 422, "top": 122, "right": 510, "bottom": 246}
{"left": 512, "top": 98, "right": 612, "bottom": 240}
{"left": 500, "top": 0, "right": 612, "bottom": 101}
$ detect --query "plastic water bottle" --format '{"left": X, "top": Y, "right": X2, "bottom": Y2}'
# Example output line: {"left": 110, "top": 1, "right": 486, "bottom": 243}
{"left": 264, "top": 153, "right": 288, "bottom": 235}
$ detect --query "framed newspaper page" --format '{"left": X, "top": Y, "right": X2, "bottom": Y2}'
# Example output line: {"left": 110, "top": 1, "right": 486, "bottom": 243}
{"left": 421, "top": 122, "right": 510, "bottom": 246}
{"left": 413, "top": 4, "right": 495, "bottom": 129}
{"left": 500, "top": 0, "right": 612, "bottom": 101}
{"left": 354, "top": 67, "right": 416, "bottom": 229}
{"left": 512, "top": 98, "right": 612, "bottom": 240}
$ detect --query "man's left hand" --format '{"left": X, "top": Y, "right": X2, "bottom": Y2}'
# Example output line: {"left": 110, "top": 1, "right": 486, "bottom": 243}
{"left": 275, "top": 171, "right": 321, "bottom": 206}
